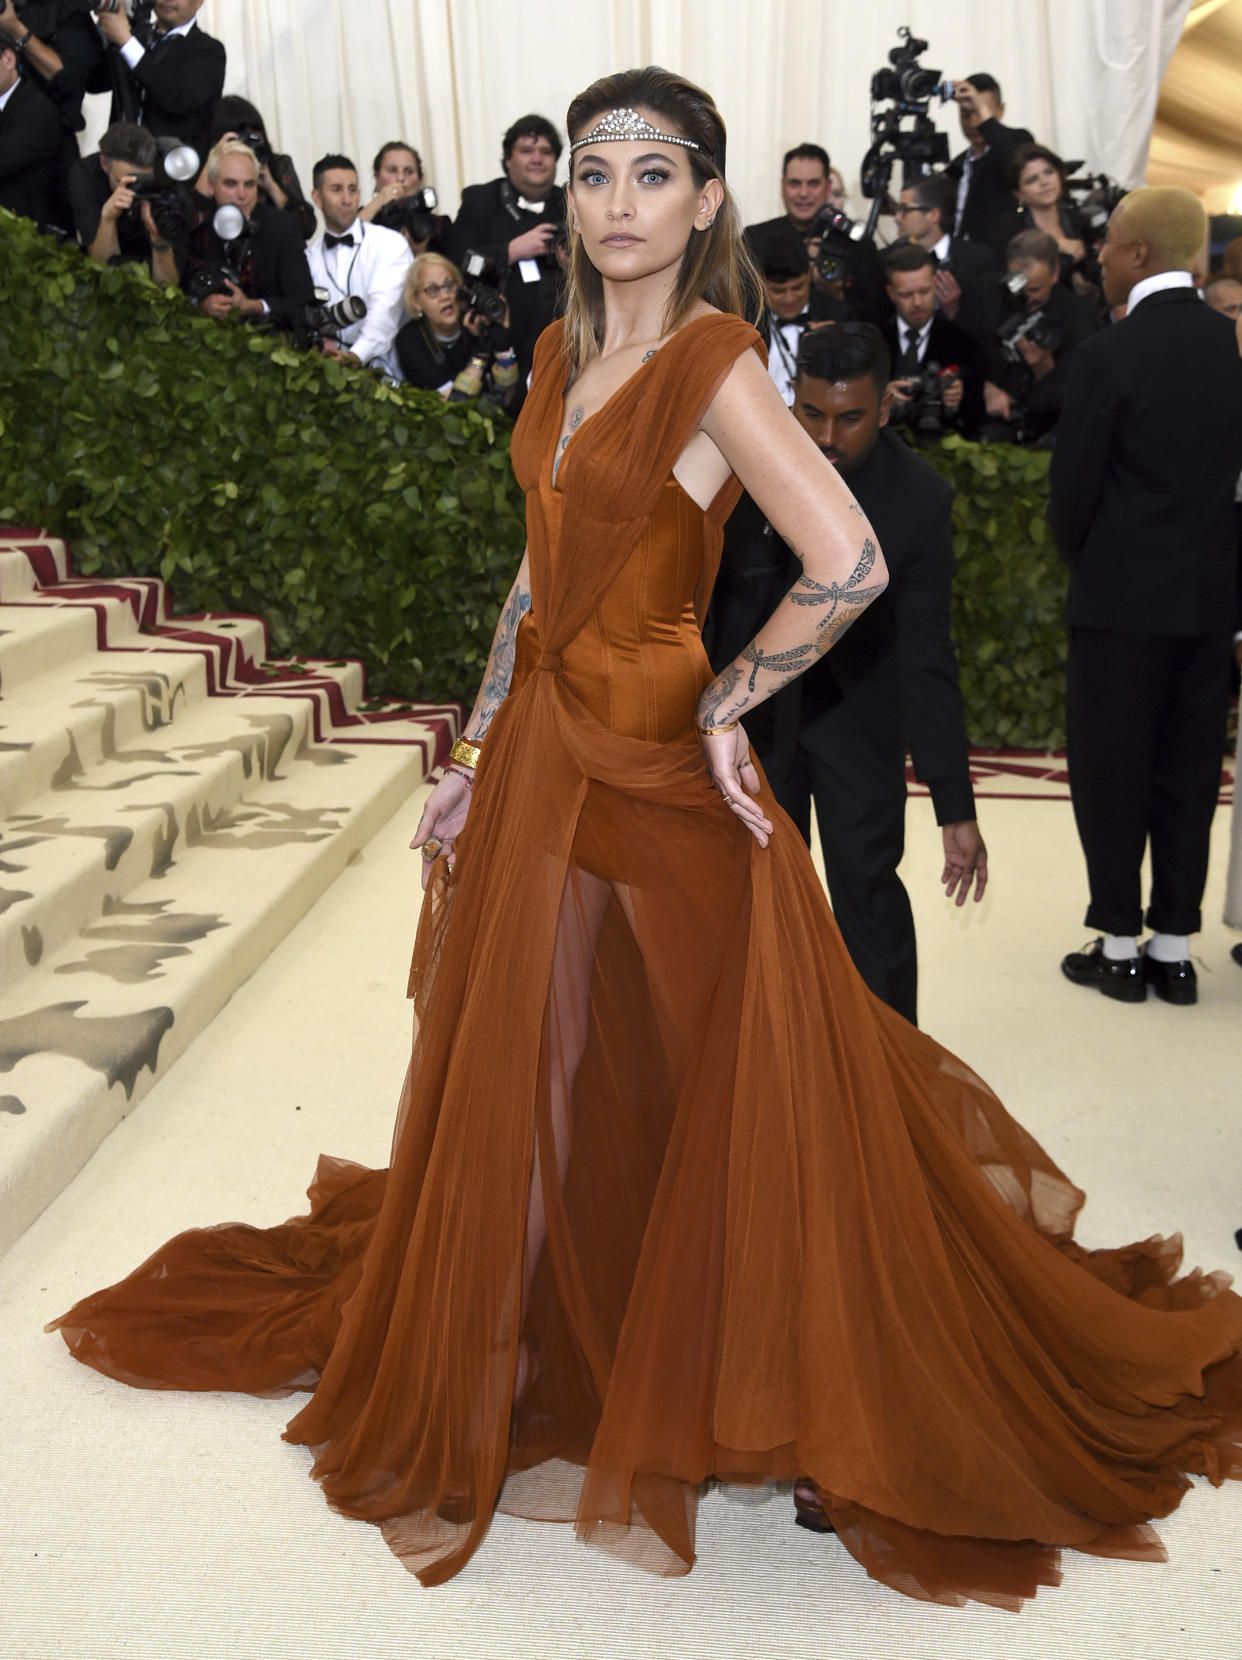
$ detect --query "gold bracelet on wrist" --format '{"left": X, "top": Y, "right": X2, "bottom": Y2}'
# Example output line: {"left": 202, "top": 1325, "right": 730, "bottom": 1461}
{"left": 450, "top": 736, "right": 482, "bottom": 770}
{"left": 697, "top": 720, "right": 739, "bottom": 737}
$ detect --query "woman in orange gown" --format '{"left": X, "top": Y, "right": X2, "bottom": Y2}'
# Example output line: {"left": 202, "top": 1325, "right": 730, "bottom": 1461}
{"left": 50, "top": 67, "right": 1242, "bottom": 1611}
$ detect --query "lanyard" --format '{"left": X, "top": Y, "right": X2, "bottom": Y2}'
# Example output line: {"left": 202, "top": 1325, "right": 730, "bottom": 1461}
{"left": 322, "top": 226, "right": 365, "bottom": 303}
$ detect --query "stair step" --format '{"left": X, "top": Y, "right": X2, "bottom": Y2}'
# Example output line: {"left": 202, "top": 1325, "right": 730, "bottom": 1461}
{"left": 0, "top": 742, "right": 429, "bottom": 1255}
{"left": 0, "top": 528, "right": 461, "bottom": 1254}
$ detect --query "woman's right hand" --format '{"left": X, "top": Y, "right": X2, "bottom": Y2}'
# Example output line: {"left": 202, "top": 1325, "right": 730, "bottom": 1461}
{"left": 411, "top": 768, "right": 473, "bottom": 888}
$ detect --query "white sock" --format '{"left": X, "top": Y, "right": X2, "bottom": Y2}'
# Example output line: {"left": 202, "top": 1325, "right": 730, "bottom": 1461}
{"left": 1146, "top": 932, "right": 1190, "bottom": 963}
{"left": 1101, "top": 934, "right": 1139, "bottom": 961}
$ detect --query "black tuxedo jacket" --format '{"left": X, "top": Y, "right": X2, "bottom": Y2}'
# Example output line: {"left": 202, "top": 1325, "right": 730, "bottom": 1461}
{"left": 183, "top": 203, "right": 314, "bottom": 324}
{"left": 881, "top": 312, "right": 987, "bottom": 438}
{"left": 109, "top": 21, "right": 226, "bottom": 160}
{"left": 448, "top": 178, "right": 566, "bottom": 377}
{"left": 946, "top": 119, "right": 1033, "bottom": 249}
{"left": 0, "top": 75, "right": 61, "bottom": 227}
{"left": 746, "top": 211, "right": 888, "bottom": 326}
{"left": 705, "top": 429, "right": 975, "bottom": 825}
{"left": 1049, "top": 287, "right": 1242, "bottom": 635}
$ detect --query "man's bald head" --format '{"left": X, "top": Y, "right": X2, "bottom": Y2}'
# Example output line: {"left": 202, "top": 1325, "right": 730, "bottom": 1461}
{"left": 1099, "top": 186, "right": 1207, "bottom": 309}
{"left": 1221, "top": 237, "right": 1242, "bottom": 282}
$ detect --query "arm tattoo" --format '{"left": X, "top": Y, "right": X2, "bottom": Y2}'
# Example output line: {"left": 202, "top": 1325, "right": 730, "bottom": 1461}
{"left": 740, "top": 639, "right": 815, "bottom": 691}
{"left": 471, "top": 580, "right": 532, "bottom": 736}
{"left": 697, "top": 662, "right": 744, "bottom": 729}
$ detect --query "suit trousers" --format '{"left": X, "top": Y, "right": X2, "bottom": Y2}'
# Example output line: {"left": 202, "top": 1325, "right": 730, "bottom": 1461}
{"left": 1066, "top": 627, "right": 1232, "bottom": 937}
{"left": 761, "top": 714, "right": 918, "bottom": 1025}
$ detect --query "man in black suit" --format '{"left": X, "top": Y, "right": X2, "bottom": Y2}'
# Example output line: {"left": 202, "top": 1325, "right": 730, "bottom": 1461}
{"left": 705, "top": 323, "right": 987, "bottom": 1024}
{"left": 881, "top": 243, "right": 986, "bottom": 439}
{"left": 448, "top": 114, "right": 566, "bottom": 392}
{"left": 757, "top": 232, "right": 849, "bottom": 405}
{"left": 892, "top": 172, "right": 999, "bottom": 344}
{"left": 183, "top": 139, "right": 313, "bottom": 329}
{"left": 945, "top": 75, "right": 1033, "bottom": 255}
{"left": 0, "top": 1, "right": 104, "bottom": 228}
{"left": 747, "top": 142, "right": 887, "bottom": 326}
{"left": 0, "top": 39, "right": 59, "bottom": 227}
{"left": 1050, "top": 187, "right": 1242, "bottom": 1005}
{"left": 95, "top": 0, "right": 225, "bottom": 163}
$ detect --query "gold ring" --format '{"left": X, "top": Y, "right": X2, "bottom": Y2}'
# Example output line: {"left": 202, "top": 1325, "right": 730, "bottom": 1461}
{"left": 421, "top": 838, "right": 442, "bottom": 862}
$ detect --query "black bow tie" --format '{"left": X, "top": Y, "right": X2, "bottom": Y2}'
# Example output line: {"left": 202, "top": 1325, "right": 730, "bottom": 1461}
{"left": 324, "top": 233, "right": 356, "bottom": 250}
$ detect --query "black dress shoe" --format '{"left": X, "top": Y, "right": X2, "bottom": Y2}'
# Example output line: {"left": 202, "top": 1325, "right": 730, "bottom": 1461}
{"left": 1143, "top": 948, "right": 1197, "bottom": 1005}
{"left": 1061, "top": 937, "right": 1145, "bottom": 1002}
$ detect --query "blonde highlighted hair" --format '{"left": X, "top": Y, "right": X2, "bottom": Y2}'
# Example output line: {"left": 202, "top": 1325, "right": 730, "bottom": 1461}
{"left": 404, "top": 252, "right": 463, "bottom": 319}
{"left": 561, "top": 66, "right": 763, "bottom": 380}
{"left": 1114, "top": 186, "right": 1206, "bottom": 272}
{"left": 206, "top": 139, "right": 260, "bottom": 181}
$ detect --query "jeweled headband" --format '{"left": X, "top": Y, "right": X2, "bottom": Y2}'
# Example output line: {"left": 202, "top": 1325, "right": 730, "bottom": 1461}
{"left": 569, "top": 108, "right": 702, "bottom": 155}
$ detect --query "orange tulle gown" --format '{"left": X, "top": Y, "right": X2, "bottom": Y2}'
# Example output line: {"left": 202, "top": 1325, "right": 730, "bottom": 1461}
{"left": 49, "top": 314, "right": 1242, "bottom": 1609}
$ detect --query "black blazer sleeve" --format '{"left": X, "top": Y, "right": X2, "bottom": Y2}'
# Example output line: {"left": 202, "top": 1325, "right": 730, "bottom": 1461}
{"left": 35, "top": 8, "right": 104, "bottom": 119}
{"left": 448, "top": 184, "right": 512, "bottom": 273}
{"left": 1047, "top": 337, "right": 1118, "bottom": 561}
{"left": 132, "top": 28, "right": 226, "bottom": 118}
{"left": 0, "top": 81, "right": 61, "bottom": 181}
{"left": 255, "top": 211, "right": 315, "bottom": 319}
{"left": 894, "top": 478, "right": 976, "bottom": 824}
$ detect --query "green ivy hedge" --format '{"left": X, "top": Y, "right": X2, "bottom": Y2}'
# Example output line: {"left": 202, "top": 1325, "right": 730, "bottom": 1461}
{"left": 919, "top": 433, "right": 1066, "bottom": 750}
{"left": 0, "top": 211, "right": 1066, "bottom": 744}
{"left": 0, "top": 209, "right": 525, "bottom": 705}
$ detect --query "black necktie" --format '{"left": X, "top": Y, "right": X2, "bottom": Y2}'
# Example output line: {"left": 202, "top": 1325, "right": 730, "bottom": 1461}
{"left": 324, "top": 233, "right": 356, "bottom": 250}
{"left": 898, "top": 327, "right": 923, "bottom": 375}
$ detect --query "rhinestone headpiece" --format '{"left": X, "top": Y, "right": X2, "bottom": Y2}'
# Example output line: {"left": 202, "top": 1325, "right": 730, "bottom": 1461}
{"left": 569, "top": 108, "right": 701, "bottom": 155}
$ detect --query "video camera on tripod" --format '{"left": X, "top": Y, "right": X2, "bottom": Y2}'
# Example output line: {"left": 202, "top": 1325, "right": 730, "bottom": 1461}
{"left": 859, "top": 26, "right": 955, "bottom": 238}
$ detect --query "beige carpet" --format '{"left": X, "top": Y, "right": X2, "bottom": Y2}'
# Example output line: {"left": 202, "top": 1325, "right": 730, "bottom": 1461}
{"left": 3, "top": 785, "right": 1240, "bottom": 1660}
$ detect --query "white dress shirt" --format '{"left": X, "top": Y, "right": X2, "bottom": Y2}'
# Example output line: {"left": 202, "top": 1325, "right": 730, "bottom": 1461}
{"left": 119, "top": 19, "right": 197, "bottom": 69}
{"left": 931, "top": 232, "right": 952, "bottom": 264}
{"left": 1125, "top": 269, "right": 1194, "bottom": 316}
{"left": 767, "top": 312, "right": 809, "bottom": 406}
{"left": 895, "top": 318, "right": 933, "bottom": 369}
{"left": 954, "top": 146, "right": 987, "bottom": 234}
{"left": 306, "top": 219, "right": 414, "bottom": 376}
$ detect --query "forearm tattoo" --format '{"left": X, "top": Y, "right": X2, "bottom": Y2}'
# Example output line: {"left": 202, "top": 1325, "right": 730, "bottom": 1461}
{"left": 471, "top": 579, "right": 532, "bottom": 736}
{"left": 697, "top": 537, "right": 886, "bottom": 726}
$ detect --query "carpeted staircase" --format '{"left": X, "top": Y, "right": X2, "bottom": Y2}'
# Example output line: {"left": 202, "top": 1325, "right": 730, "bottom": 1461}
{"left": 0, "top": 529, "right": 458, "bottom": 1254}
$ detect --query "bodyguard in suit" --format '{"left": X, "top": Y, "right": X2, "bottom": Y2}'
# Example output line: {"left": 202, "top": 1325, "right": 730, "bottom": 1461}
{"left": 448, "top": 114, "right": 566, "bottom": 392}
{"left": 0, "top": 41, "right": 60, "bottom": 227}
{"left": 705, "top": 324, "right": 987, "bottom": 1025}
{"left": 1050, "top": 187, "right": 1242, "bottom": 1005}
{"left": 945, "top": 76, "right": 1033, "bottom": 254}
{"left": 94, "top": 0, "right": 225, "bottom": 164}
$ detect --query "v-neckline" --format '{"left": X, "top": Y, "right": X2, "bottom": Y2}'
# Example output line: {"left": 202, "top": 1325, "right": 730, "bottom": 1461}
{"left": 549, "top": 312, "right": 717, "bottom": 494}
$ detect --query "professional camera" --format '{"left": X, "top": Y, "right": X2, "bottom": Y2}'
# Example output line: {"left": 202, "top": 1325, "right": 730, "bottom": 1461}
{"left": 1061, "top": 169, "right": 1126, "bottom": 289}
{"left": 292, "top": 290, "right": 367, "bottom": 351}
{"left": 996, "top": 279, "right": 1065, "bottom": 364}
{"left": 188, "top": 259, "right": 243, "bottom": 301}
{"left": 186, "top": 204, "right": 252, "bottom": 300}
{"left": 858, "top": 26, "right": 953, "bottom": 238}
{"left": 808, "top": 207, "right": 867, "bottom": 283}
{"left": 95, "top": 0, "right": 155, "bottom": 36}
{"left": 233, "top": 125, "right": 272, "bottom": 169}
{"left": 891, "top": 359, "right": 959, "bottom": 438}
{"left": 458, "top": 249, "right": 507, "bottom": 325}
{"left": 122, "top": 138, "right": 201, "bottom": 242}
{"left": 373, "top": 186, "right": 440, "bottom": 244}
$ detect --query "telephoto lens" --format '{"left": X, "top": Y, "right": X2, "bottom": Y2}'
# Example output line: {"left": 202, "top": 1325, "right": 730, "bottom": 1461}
{"left": 95, "top": 1, "right": 127, "bottom": 14}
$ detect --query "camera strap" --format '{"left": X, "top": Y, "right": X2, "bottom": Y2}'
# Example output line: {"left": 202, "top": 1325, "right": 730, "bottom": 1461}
{"left": 320, "top": 224, "right": 365, "bottom": 305}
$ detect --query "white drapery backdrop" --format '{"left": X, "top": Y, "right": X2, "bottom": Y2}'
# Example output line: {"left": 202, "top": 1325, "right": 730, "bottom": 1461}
{"left": 85, "top": 1, "right": 1190, "bottom": 222}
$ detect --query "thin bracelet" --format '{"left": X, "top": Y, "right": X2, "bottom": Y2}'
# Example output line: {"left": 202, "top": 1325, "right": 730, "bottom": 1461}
{"left": 698, "top": 720, "right": 739, "bottom": 737}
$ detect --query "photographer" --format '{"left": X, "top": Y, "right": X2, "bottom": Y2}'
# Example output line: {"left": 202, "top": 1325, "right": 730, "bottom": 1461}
{"left": 0, "top": 0, "right": 104, "bottom": 224}
{"left": 394, "top": 252, "right": 518, "bottom": 409}
{"left": 757, "top": 232, "right": 848, "bottom": 405}
{"left": 183, "top": 138, "right": 313, "bottom": 328}
{"left": 1001, "top": 143, "right": 1093, "bottom": 292}
{"left": 0, "top": 34, "right": 59, "bottom": 226}
{"left": 206, "top": 96, "right": 315, "bottom": 243}
{"left": 891, "top": 172, "right": 997, "bottom": 344}
{"left": 67, "top": 118, "right": 178, "bottom": 280}
{"left": 946, "top": 74, "right": 1034, "bottom": 255}
{"left": 448, "top": 113, "right": 566, "bottom": 386}
{"left": 747, "top": 142, "right": 886, "bottom": 324}
{"left": 881, "top": 243, "right": 985, "bottom": 439}
{"left": 95, "top": 0, "right": 225, "bottom": 163}
{"left": 306, "top": 153, "right": 411, "bottom": 373}
{"left": 984, "top": 228, "right": 1101, "bottom": 443}
{"left": 705, "top": 321, "right": 985, "bottom": 1025}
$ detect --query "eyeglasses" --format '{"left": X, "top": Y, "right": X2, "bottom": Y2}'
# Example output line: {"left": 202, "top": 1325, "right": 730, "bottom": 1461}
{"left": 416, "top": 280, "right": 456, "bottom": 298}
{"left": 892, "top": 204, "right": 924, "bottom": 217}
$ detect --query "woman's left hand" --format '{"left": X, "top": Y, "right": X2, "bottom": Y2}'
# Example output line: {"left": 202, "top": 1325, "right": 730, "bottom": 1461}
{"left": 700, "top": 725, "right": 773, "bottom": 847}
